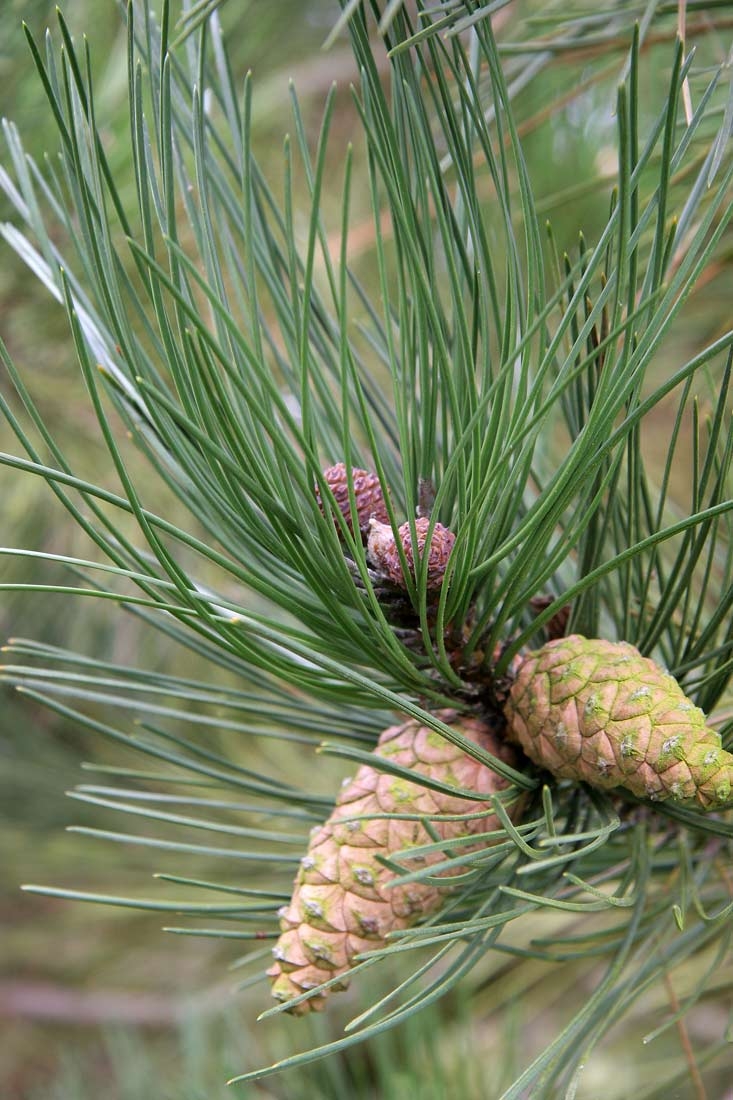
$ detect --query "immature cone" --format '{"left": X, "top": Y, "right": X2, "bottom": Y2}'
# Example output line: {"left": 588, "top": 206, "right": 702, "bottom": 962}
{"left": 505, "top": 634, "right": 733, "bottom": 808}
{"left": 367, "top": 516, "right": 456, "bottom": 591}
{"left": 316, "top": 463, "right": 389, "bottom": 541}
{"left": 268, "top": 711, "right": 522, "bottom": 1013}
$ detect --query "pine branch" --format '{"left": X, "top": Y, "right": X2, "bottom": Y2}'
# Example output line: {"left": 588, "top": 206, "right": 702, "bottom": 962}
{"left": 2, "top": 0, "right": 732, "bottom": 1095}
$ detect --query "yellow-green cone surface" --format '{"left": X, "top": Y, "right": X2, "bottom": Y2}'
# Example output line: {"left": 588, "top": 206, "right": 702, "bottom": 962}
{"left": 268, "top": 712, "right": 522, "bottom": 1013}
{"left": 506, "top": 634, "right": 733, "bottom": 808}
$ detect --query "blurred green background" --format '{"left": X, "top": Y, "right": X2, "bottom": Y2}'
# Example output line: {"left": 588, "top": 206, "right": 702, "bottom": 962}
{"left": 2, "top": 2, "right": 732, "bottom": 1097}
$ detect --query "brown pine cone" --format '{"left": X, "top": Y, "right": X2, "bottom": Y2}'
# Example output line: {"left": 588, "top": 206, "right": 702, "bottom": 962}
{"left": 367, "top": 517, "right": 456, "bottom": 591}
{"left": 316, "top": 463, "right": 389, "bottom": 541}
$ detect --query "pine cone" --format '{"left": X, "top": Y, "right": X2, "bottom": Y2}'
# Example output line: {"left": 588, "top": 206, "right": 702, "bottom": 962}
{"left": 367, "top": 517, "right": 456, "bottom": 591}
{"left": 268, "top": 711, "right": 523, "bottom": 1013}
{"left": 505, "top": 634, "right": 733, "bottom": 808}
{"left": 316, "top": 464, "right": 389, "bottom": 541}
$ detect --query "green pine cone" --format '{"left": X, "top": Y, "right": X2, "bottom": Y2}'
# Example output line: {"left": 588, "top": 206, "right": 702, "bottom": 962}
{"left": 268, "top": 711, "right": 523, "bottom": 1013}
{"left": 505, "top": 634, "right": 733, "bottom": 808}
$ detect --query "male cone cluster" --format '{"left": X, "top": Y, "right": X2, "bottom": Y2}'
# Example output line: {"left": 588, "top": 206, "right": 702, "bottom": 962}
{"left": 268, "top": 712, "right": 522, "bottom": 1013}
{"left": 505, "top": 634, "right": 733, "bottom": 808}
{"left": 315, "top": 463, "right": 456, "bottom": 591}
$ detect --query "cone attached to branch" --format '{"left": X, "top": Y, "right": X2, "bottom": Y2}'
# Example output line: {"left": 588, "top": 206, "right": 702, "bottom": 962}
{"left": 505, "top": 634, "right": 733, "bottom": 808}
{"left": 367, "top": 516, "right": 456, "bottom": 591}
{"left": 316, "top": 463, "right": 389, "bottom": 541}
{"left": 268, "top": 711, "right": 523, "bottom": 1013}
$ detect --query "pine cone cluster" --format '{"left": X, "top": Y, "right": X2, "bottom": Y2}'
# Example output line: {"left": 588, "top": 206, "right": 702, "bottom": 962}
{"left": 315, "top": 463, "right": 457, "bottom": 593}
{"left": 299, "top": 461, "right": 731, "bottom": 1018}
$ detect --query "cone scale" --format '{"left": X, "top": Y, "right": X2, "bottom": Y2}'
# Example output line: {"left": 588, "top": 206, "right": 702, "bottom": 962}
{"left": 268, "top": 711, "right": 522, "bottom": 1013}
{"left": 505, "top": 635, "right": 733, "bottom": 808}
